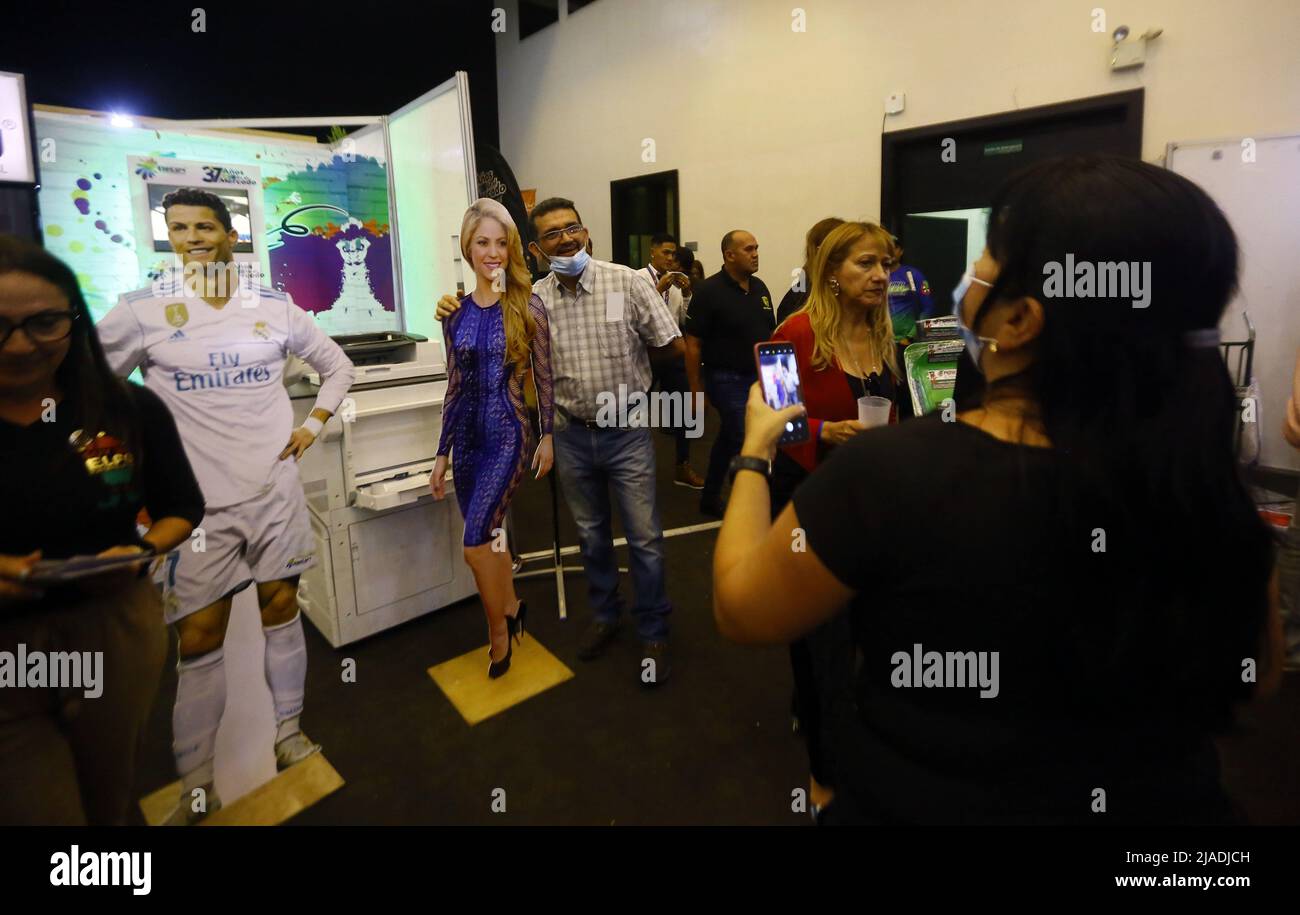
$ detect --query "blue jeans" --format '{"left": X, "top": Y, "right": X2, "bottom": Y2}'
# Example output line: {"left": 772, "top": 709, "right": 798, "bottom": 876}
{"left": 553, "top": 423, "right": 672, "bottom": 642}
{"left": 703, "top": 367, "right": 757, "bottom": 502}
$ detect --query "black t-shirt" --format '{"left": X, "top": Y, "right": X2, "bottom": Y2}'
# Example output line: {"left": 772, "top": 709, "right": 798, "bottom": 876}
{"left": 771, "top": 369, "right": 903, "bottom": 517}
{"left": 0, "top": 383, "right": 205, "bottom": 559}
{"left": 682, "top": 270, "right": 775, "bottom": 373}
{"left": 793, "top": 415, "right": 1241, "bottom": 824}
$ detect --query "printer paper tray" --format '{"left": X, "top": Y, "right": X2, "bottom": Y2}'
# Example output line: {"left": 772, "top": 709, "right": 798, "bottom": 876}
{"left": 354, "top": 472, "right": 434, "bottom": 512}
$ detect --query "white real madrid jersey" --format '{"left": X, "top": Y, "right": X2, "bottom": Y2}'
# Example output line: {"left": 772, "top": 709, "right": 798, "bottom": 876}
{"left": 98, "top": 277, "right": 355, "bottom": 509}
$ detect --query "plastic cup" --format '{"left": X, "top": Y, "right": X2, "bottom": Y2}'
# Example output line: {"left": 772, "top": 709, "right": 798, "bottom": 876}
{"left": 857, "top": 395, "right": 892, "bottom": 428}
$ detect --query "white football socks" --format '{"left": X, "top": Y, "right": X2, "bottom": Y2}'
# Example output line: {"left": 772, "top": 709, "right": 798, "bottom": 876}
{"left": 173, "top": 648, "right": 226, "bottom": 792}
{"left": 263, "top": 611, "right": 308, "bottom": 745}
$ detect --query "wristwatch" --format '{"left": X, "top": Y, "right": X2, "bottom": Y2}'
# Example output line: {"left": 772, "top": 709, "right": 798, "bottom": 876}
{"left": 727, "top": 454, "right": 771, "bottom": 484}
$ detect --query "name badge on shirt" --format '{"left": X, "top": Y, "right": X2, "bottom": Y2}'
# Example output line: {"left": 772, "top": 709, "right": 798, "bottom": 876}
{"left": 605, "top": 291, "right": 624, "bottom": 322}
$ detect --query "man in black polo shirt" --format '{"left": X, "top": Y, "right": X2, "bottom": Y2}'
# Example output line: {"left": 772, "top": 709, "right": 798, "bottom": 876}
{"left": 683, "top": 229, "right": 774, "bottom": 516}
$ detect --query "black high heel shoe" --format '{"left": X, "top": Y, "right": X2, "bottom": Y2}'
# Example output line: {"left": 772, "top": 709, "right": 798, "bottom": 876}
{"left": 506, "top": 600, "right": 528, "bottom": 643}
{"left": 488, "top": 630, "right": 513, "bottom": 679}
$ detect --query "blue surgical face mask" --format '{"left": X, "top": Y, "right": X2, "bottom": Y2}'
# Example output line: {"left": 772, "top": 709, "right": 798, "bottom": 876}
{"left": 547, "top": 248, "right": 590, "bottom": 277}
{"left": 952, "top": 272, "right": 997, "bottom": 371}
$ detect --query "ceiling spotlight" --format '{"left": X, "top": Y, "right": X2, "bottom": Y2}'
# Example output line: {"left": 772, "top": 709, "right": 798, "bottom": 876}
{"left": 1112, "top": 25, "right": 1130, "bottom": 42}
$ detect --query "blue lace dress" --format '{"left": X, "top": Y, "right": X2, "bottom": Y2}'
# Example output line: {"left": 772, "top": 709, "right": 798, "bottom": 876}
{"left": 436, "top": 293, "right": 554, "bottom": 546}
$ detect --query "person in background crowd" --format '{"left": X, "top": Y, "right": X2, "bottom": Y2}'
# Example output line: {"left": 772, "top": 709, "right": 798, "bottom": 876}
{"left": 0, "top": 236, "right": 204, "bottom": 825}
{"left": 674, "top": 245, "right": 695, "bottom": 272}
{"left": 714, "top": 156, "right": 1282, "bottom": 825}
{"left": 437, "top": 197, "right": 684, "bottom": 685}
{"left": 97, "top": 188, "right": 356, "bottom": 824}
{"left": 887, "top": 260, "right": 936, "bottom": 343}
{"left": 638, "top": 234, "right": 692, "bottom": 326}
{"left": 769, "top": 220, "right": 904, "bottom": 820}
{"left": 670, "top": 246, "right": 691, "bottom": 314}
{"left": 776, "top": 217, "right": 844, "bottom": 326}
{"left": 688, "top": 255, "right": 706, "bottom": 285}
{"left": 684, "top": 230, "right": 774, "bottom": 517}
{"left": 431, "top": 198, "right": 554, "bottom": 679}
{"left": 637, "top": 233, "right": 703, "bottom": 489}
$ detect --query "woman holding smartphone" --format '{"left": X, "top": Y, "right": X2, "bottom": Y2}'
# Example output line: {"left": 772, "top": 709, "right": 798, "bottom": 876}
{"left": 766, "top": 220, "right": 905, "bottom": 819}
{"left": 715, "top": 157, "right": 1281, "bottom": 824}
{"left": 0, "top": 235, "right": 204, "bottom": 825}
{"left": 431, "top": 199, "right": 554, "bottom": 679}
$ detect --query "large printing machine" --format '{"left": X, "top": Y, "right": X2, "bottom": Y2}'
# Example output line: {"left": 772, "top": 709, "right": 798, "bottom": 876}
{"left": 287, "top": 331, "right": 477, "bottom": 647}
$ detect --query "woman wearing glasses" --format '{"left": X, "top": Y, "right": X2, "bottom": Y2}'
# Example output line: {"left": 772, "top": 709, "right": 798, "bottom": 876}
{"left": 430, "top": 199, "right": 554, "bottom": 679}
{"left": 715, "top": 157, "right": 1282, "bottom": 824}
{"left": 0, "top": 236, "right": 204, "bottom": 824}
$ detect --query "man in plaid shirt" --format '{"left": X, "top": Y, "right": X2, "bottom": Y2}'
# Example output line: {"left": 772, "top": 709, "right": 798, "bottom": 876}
{"left": 439, "top": 198, "right": 684, "bottom": 685}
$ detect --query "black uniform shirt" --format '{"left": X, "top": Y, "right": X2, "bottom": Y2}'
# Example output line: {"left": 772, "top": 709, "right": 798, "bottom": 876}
{"left": 682, "top": 269, "right": 775, "bottom": 374}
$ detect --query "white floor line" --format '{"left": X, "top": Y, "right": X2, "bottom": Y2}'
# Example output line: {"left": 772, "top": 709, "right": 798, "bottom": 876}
{"left": 517, "top": 519, "right": 721, "bottom": 562}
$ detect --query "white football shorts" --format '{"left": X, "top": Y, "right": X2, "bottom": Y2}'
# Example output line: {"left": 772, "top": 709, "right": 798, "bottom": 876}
{"left": 156, "top": 458, "right": 317, "bottom": 622}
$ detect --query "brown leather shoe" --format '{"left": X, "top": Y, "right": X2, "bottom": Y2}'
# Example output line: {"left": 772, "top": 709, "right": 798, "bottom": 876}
{"left": 674, "top": 462, "right": 705, "bottom": 489}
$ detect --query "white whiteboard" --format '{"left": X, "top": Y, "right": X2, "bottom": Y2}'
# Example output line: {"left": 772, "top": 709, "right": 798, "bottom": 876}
{"left": 1168, "top": 134, "right": 1300, "bottom": 472}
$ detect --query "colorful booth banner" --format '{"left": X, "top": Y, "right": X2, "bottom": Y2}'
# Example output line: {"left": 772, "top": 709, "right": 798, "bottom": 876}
{"left": 35, "top": 112, "right": 399, "bottom": 337}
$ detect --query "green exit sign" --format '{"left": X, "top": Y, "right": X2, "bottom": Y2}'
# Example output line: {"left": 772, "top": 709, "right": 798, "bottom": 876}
{"left": 984, "top": 140, "right": 1023, "bottom": 156}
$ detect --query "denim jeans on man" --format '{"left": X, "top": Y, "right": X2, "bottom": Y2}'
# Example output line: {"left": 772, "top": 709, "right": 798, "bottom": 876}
{"left": 702, "top": 367, "right": 757, "bottom": 504}
{"left": 553, "top": 421, "right": 672, "bottom": 641}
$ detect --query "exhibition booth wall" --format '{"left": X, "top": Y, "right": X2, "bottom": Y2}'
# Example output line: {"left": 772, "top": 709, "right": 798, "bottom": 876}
{"left": 29, "top": 74, "right": 478, "bottom": 346}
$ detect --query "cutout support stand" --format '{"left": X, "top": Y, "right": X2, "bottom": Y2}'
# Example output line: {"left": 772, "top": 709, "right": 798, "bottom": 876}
{"left": 509, "top": 472, "right": 628, "bottom": 621}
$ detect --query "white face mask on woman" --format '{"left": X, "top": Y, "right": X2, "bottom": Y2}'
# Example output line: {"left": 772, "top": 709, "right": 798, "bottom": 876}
{"left": 951, "top": 273, "right": 997, "bottom": 371}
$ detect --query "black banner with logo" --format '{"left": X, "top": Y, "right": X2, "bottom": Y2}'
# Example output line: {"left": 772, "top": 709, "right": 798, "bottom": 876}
{"left": 474, "top": 141, "right": 537, "bottom": 277}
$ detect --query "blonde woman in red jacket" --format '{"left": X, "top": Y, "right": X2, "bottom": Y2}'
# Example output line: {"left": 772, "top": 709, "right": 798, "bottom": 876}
{"left": 769, "top": 220, "right": 904, "bottom": 507}
{"left": 768, "top": 220, "right": 905, "bottom": 822}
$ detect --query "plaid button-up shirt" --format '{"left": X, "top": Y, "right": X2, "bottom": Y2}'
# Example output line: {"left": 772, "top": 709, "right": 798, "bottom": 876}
{"left": 534, "top": 258, "right": 681, "bottom": 421}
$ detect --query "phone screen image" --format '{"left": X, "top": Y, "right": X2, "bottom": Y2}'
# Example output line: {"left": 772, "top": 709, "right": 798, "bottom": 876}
{"left": 755, "top": 342, "right": 810, "bottom": 444}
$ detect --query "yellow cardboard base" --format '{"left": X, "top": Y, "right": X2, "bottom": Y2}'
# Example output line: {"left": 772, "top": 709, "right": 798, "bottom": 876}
{"left": 428, "top": 635, "right": 573, "bottom": 725}
{"left": 140, "top": 752, "right": 344, "bottom": 826}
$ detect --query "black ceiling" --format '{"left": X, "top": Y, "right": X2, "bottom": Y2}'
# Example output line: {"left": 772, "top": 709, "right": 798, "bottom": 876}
{"left": 0, "top": 0, "right": 500, "bottom": 146}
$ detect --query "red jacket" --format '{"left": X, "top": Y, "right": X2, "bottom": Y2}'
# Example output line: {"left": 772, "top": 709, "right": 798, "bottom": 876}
{"left": 771, "top": 312, "right": 897, "bottom": 473}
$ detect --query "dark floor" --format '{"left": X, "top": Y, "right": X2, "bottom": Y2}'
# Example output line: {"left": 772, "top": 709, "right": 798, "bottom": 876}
{"left": 132, "top": 419, "right": 1300, "bottom": 825}
{"left": 134, "top": 423, "right": 816, "bottom": 825}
